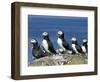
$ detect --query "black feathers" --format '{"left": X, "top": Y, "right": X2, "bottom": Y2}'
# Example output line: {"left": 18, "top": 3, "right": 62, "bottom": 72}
{"left": 62, "top": 39, "right": 71, "bottom": 50}
{"left": 75, "top": 43, "right": 83, "bottom": 53}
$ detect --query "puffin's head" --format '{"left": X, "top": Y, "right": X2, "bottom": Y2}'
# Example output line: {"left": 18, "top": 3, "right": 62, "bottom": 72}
{"left": 57, "top": 30, "right": 64, "bottom": 38}
{"left": 71, "top": 37, "right": 77, "bottom": 44}
{"left": 42, "top": 32, "right": 49, "bottom": 39}
{"left": 83, "top": 39, "right": 87, "bottom": 45}
{"left": 30, "top": 38, "right": 38, "bottom": 46}
{"left": 83, "top": 39, "right": 87, "bottom": 43}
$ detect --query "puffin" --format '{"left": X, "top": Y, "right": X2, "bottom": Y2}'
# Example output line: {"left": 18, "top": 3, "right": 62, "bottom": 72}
{"left": 71, "top": 37, "right": 83, "bottom": 54}
{"left": 30, "top": 38, "right": 45, "bottom": 59}
{"left": 42, "top": 32, "right": 57, "bottom": 55}
{"left": 57, "top": 30, "right": 75, "bottom": 54}
{"left": 82, "top": 39, "right": 88, "bottom": 53}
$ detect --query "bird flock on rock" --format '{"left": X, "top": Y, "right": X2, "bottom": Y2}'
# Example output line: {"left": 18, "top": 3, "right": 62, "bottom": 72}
{"left": 30, "top": 30, "right": 88, "bottom": 59}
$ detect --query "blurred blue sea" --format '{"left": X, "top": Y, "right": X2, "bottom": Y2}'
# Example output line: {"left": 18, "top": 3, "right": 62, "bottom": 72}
{"left": 28, "top": 15, "right": 88, "bottom": 62}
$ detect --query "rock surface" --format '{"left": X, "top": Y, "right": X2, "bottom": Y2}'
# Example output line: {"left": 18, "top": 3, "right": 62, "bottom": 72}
{"left": 28, "top": 53, "right": 87, "bottom": 66}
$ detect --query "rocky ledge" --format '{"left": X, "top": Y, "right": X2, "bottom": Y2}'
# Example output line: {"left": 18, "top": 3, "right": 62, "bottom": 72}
{"left": 28, "top": 53, "right": 87, "bottom": 66}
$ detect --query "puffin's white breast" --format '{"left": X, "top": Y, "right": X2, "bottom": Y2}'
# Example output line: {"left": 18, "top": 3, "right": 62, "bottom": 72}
{"left": 42, "top": 39, "right": 50, "bottom": 53}
{"left": 82, "top": 46, "right": 86, "bottom": 53}
{"left": 57, "top": 38, "right": 65, "bottom": 51}
{"left": 72, "top": 44, "right": 78, "bottom": 53}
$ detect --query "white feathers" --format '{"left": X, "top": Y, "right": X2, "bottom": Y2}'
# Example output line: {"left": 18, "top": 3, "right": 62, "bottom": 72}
{"left": 57, "top": 38, "right": 66, "bottom": 51}
{"left": 72, "top": 44, "right": 78, "bottom": 54}
{"left": 82, "top": 46, "right": 86, "bottom": 53}
{"left": 42, "top": 39, "right": 50, "bottom": 53}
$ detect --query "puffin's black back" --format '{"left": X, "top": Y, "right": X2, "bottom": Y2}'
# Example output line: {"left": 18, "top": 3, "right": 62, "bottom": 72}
{"left": 83, "top": 42, "right": 88, "bottom": 52}
{"left": 75, "top": 43, "right": 83, "bottom": 53}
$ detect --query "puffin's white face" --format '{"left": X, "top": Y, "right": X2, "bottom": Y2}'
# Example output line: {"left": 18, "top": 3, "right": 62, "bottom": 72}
{"left": 83, "top": 39, "right": 87, "bottom": 43}
{"left": 42, "top": 32, "right": 48, "bottom": 36}
{"left": 57, "top": 31, "right": 63, "bottom": 35}
{"left": 71, "top": 37, "right": 76, "bottom": 41}
{"left": 30, "top": 39, "right": 37, "bottom": 44}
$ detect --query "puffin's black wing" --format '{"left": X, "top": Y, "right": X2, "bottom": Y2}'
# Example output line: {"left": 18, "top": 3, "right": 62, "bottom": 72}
{"left": 76, "top": 44, "right": 83, "bottom": 53}
{"left": 62, "top": 39, "right": 72, "bottom": 50}
{"left": 84, "top": 43, "right": 88, "bottom": 52}
{"left": 86, "top": 44, "right": 88, "bottom": 52}
{"left": 47, "top": 41, "right": 57, "bottom": 54}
